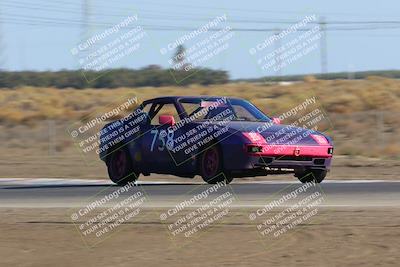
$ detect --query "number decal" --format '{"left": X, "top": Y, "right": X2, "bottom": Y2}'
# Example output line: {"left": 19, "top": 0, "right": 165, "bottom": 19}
{"left": 150, "top": 129, "right": 158, "bottom": 152}
{"left": 150, "top": 129, "right": 175, "bottom": 152}
{"left": 158, "top": 130, "right": 166, "bottom": 151}
{"left": 166, "top": 128, "right": 174, "bottom": 150}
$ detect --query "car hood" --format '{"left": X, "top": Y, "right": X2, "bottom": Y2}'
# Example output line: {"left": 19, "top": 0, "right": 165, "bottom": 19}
{"left": 207, "top": 120, "right": 329, "bottom": 146}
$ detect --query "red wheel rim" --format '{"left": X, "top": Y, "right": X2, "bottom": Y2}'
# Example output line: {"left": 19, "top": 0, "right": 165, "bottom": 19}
{"left": 203, "top": 148, "right": 219, "bottom": 177}
{"left": 113, "top": 150, "right": 127, "bottom": 178}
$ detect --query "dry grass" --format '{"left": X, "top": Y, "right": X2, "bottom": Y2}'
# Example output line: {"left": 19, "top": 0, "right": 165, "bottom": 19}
{"left": 1, "top": 77, "right": 400, "bottom": 123}
{"left": 0, "top": 77, "right": 399, "bottom": 158}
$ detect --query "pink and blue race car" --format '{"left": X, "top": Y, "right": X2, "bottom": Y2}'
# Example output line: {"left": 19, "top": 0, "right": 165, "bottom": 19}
{"left": 99, "top": 96, "right": 333, "bottom": 185}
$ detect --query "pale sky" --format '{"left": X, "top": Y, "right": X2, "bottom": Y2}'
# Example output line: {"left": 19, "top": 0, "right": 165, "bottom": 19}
{"left": 2, "top": 0, "right": 400, "bottom": 78}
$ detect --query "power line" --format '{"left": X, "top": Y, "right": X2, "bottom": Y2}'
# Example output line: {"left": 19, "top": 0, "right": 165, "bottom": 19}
{"left": 4, "top": 2, "right": 400, "bottom": 26}
{"left": 2, "top": 12, "right": 400, "bottom": 32}
{"left": 7, "top": 0, "right": 400, "bottom": 26}
{"left": 106, "top": 0, "right": 400, "bottom": 19}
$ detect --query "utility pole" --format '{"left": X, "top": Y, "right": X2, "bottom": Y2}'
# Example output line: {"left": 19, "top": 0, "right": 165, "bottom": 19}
{"left": 0, "top": 8, "right": 5, "bottom": 70}
{"left": 319, "top": 16, "right": 328, "bottom": 74}
{"left": 80, "top": 0, "right": 92, "bottom": 66}
{"left": 82, "top": 0, "right": 91, "bottom": 42}
{"left": 274, "top": 28, "right": 282, "bottom": 77}
{"left": 347, "top": 63, "right": 355, "bottom": 79}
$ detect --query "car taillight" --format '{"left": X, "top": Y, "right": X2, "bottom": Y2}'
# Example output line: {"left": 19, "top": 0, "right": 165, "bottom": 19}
{"left": 242, "top": 132, "right": 267, "bottom": 145}
{"left": 310, "top": 134, "right": 329, "bottom": 145}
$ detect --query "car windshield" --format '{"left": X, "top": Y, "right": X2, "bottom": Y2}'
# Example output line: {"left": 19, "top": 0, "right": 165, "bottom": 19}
{"left": 179, "top": 98, "right": 271, "bottom": 122}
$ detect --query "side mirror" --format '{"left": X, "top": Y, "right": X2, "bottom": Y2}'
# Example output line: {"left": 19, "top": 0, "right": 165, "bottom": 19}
{"left": 272, "top": 117, "right": 281, "bottom": 124}
{"left": 159, "top": 115, "right": 175, "bottom": 126}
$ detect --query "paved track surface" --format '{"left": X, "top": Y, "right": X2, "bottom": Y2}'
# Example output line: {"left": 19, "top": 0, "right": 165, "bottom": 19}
{"left": 1, "top": 178, "right": 399, "bottom": 208}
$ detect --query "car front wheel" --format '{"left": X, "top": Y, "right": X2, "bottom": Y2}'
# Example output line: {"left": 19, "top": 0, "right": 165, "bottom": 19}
{"left": 296, "top": 169, "right": 327, "bottom": 183}
{"left": 199, "top": 145, "right": 233, "bottom": 184}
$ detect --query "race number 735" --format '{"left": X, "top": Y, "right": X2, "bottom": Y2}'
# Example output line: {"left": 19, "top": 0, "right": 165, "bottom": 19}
{"left": 150, "top": 129, "right": 174, "bottom": 151}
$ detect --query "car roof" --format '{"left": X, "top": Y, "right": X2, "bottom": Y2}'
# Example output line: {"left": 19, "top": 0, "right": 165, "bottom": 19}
{"left": 142, "top": 96, "right": 242, "bottom": 104}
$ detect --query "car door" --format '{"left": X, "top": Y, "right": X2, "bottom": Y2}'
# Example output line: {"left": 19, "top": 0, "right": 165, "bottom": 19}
{"left": 140, "top": 100, "right": 182, "bottom": 173}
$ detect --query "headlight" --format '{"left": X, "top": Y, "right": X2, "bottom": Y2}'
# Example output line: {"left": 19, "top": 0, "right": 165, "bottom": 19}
{"left": 310, "top": 134, "right": 329, "bottom": 145}
{"left": 242, "top": 132, "right": 267, "bottom": 144}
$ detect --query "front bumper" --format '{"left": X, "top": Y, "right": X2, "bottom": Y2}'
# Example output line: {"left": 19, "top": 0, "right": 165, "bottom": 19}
{"left": 224, "top": 143, "right": 333, "bottom": 173}
{"left": 249, "top": 144, "right": 333, "bottom": 169}
{"left": 247, "top": 144, "right": 333, "bottom": 158}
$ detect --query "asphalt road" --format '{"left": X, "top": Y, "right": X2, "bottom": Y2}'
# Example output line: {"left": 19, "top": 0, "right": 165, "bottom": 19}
{"left": 0, "top": 178, "right": 399, "bottom": 208}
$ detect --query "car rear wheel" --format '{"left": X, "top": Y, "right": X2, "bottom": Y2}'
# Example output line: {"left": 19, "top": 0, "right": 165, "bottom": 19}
{"left": 107, "top": 147, "right": 138, "bottom": 185}
{"left": 296, "top": 169, "right": 327, "bottom": 183}
{"left": 199, "top": 145, "right": 233, "bottom": 184}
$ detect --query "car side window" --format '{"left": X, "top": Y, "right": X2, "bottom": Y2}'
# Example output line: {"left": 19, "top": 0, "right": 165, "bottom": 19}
{"left": 141, "top": 103, "right": 151, "bottom": 114}
{"left": 232, "top": 105, "right": 255, "bottom": 121}
{"left": 150, "top": 103, "right": 180, "bottom": 126}
{"left": 138, "top": 103, "right": 152, "bottom": 124}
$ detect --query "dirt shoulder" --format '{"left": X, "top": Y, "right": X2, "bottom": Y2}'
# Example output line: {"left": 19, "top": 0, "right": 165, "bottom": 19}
{"left": 0, "top": 208, "right": 399, "bottom": 267}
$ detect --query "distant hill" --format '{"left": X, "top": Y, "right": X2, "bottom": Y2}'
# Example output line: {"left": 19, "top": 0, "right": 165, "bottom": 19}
{"left": 0, "top": 67, "right": 228, "bottom": 89}
{"left": 234, "top": 70, "right": 400, "bottom": 83}
{"left": 1, "top": 68, "right": 400, "bottom": 89}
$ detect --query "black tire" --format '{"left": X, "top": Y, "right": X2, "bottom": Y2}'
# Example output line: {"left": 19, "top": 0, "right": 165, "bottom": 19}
{"left": 297, "top": 169, "right": 327, "bottom": 183}
{"left": 106, "top": 147, "right": 138, "bottom": 185}
{"left": 199, "top": 145, "right": 233, "bottom": 184}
